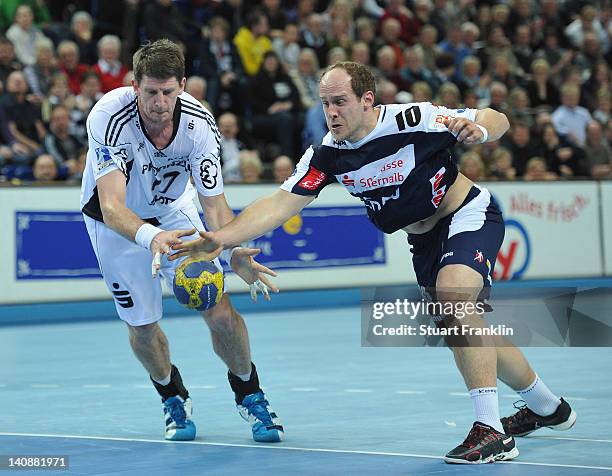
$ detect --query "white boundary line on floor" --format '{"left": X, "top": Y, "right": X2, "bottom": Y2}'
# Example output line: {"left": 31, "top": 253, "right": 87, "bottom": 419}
{"left": 0, "top": 432, "right": 611, "bottom": 471}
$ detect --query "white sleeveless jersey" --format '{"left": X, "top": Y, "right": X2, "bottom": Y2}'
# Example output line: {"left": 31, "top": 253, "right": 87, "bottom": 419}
{"left": 80, "top": 87, "right": 223, "bottom": 222}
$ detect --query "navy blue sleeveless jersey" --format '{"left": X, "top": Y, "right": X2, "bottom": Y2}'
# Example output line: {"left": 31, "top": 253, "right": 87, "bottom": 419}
{"left": 280, "top": 102, "right": 477, "bottom": 234}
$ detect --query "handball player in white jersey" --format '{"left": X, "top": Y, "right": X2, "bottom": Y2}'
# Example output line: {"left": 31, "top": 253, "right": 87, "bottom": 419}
{"left": 171, "top": 62, "right": 576, "bottom": 462}
{"left": 80, "top": 39, "right": 283, "bottom": 443}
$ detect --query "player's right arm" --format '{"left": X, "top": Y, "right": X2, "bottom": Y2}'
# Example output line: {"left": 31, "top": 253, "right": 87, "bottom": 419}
{"left": 170, "top": 145, "right": 332, "bottom": 259}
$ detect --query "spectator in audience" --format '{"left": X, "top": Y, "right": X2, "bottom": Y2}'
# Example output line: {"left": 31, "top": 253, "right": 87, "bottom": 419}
{"left": 289, "top": 48, "right": 320, "bottom": 110}
{"left": 504, "top": 121, "right": 542, "bottom": 177}
{"left": 459, "top": 151, "right": 485, "bottom": 182}
{"left": 0, "top": 70, "right": 45, "bottom": 162}
{"left": 416, "top": 24, "right": 439, "bottom": 71}
{"left": 327, "top": 46, "right": 348, "bottom": 66}
{"left": 489, "top": 147, "right": 516, "bottom": 180}
{"left": 272, "top": 155, "right": 294, "bottom": 183}
{"left": 411, "top": 81, "right": 432, "bottom": 102}
{"left": 70, "top": 71, "right": 102, "bottom": 142}
{"left": 273, "top": 23, "right": 301, "bottom": 71}
{"left": 234, "top": 9, "right": 273, "bottom": 77}
{"left": 380, "top": 0, "right": 421, "bottom": 46}
{"left": 300, "top": 13, "right": 328, "bottom": 68}
{"left": 239, "top": 150, "right": 263, "bottom": 183}
{"left": 57, "top": 40, "right": 89, "bottom": 95}
{"left": 487, "top": 81, "right": 509, "bottom": 114}
{"left": 248, "top": 51, "right": 301, "bottom": 157}
{"left": 44, "top": 105, "right": 85, "bottom": 177}
{"left": 401, "top": 46, "right": 438, "bottom": 93}
{"left": 142, "top": 0, "right": 186, "bottom": 45}
{"left": 0, "top": 37, "right": 22, "bottom": 87}
{"left": 350, "top": 41, "right": 370, "bottom": 67}
{"left": 564, "top": 4, "right": 609, "bottom": 52}
{"left": 23, "top": 38, "right": 59, "bottom": 97}
{"left": 592, "top": 90, "right": 610, "bottom": 126}
{"left": 552, "top": 83, "right": 592, "bottom": 146}
{"left": 302, "top": 103, "right": 326, "bottom": 150}
{"left": 185, "top": 76, "right": 213, "bottom": 112}
{"left": 512, "top": 24, "right": 533, "bottom": 74}
{"left": 376, "top": 46, "right": 410, "bottom": 93}
{"left": 262, "top": 0, "right": 288, "bottom": 36}
{"left": 438, "top": 21, "right": 471, "bottom": 69}
{"left": 377, "top": 79, "right": 398, "bottom": 105}
{"left": 42, "top": 72, "right": 76, "bottom": 122}
{"left": 525, "top": 59, "right": 560, "bottom": 113}
{"left": 218, "top": 112, "right": 248, "bottom": 183}
{"left": 374, "top": 17, "right": 407, "bottom": 69}
{"left": 69, "top": 11, "right": 97, "bottom": 65}
{"left": 32, "top": 153, "right": 58, "bottom": 182}
{"left": 0, "top": 0, "right": 50, "bottom": 32}
{"left": 194, "top": 16, "right": 247, "bottom": 116}
{"left": 534, "top": 28, "right": 574, "bottom": 78}
{"left": 507, "top": 87, "right": 533, "bottom": 128}
{"left": 584, "top": 120, "right": 612, "bottom": 179}
{"left": 582, "top": 61, "right": 610, "bottom": 112}
{"left": 93, "top": 35, "right": 128, "bottom": 93}
{"left": 5, "top": 5, "right": 50, "bottom": 67}
{"left": 523, "top": 156, "right": 557, "bottom": 181}
{"left": 541, "top": 123, "right": 586, "bottom": 178}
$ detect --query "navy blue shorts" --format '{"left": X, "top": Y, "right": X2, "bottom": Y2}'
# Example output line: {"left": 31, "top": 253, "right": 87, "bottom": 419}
{"left": 407, "top": 185, "right": 505, "bottom": 306}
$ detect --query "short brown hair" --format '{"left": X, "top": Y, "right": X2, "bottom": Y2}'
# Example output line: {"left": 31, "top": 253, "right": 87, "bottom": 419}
{"left": 321, "top": 61, "right": 376, "bottom": 99}
{"left": 133, "top": 39, "right": 184, "bottom": 83}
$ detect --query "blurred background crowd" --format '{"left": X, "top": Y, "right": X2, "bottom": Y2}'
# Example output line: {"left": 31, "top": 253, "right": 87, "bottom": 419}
{"left": 0, "top": 0, "right": 610, "bottom": 185}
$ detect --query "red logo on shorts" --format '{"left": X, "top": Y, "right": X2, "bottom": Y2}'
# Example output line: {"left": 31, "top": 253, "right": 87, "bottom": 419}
{"left": 474, "top": 250, "right": 484, "bottom": 263}
{"left": 299, "top": 166, "right": 327, "bottom": 190}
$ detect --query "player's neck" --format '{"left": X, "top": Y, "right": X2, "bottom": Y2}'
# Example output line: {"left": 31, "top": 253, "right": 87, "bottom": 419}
{"left": 348, "top": 107, "right": 380, "bottom": 143}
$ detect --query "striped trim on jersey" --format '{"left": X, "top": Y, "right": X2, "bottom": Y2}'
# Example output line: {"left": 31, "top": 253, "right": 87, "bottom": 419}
{"left": 104, "top": 98, "right": 138, "bottom": 146}
{"left": 179, "top": 98, "right": 221, "bottom": 150}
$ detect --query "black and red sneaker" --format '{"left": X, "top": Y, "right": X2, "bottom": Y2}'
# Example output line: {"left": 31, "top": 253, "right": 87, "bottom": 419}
{"left": 501, "top": 398, "right": 577, "bottom": 437}
{"left": 445, "top": 422, "right": 519, "bottom": 464}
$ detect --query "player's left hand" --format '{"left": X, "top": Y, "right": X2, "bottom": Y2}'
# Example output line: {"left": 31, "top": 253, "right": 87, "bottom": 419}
{"left": 230, "top": 248, "right": 279, "bottom": 302}
{"left": 444, "top": 117, "right": 486, "bottom": 145}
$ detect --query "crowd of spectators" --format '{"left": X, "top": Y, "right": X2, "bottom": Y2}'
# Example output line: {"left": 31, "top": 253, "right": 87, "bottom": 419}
{"left": 0, "top": 0, "right": 610, "bottom": 185}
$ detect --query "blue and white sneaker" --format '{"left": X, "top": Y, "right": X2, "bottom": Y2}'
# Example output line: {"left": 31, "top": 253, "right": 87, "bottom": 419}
{"left": 163, "top": 396, "right": 196, "bottom": 441}
{"left": 237, "top": 391, "right": 284, "bottom": 442}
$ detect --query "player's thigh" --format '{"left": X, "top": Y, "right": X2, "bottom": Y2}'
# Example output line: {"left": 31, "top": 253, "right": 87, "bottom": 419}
{"left": 84, "top": 215, "right": 163, "bottom": 326}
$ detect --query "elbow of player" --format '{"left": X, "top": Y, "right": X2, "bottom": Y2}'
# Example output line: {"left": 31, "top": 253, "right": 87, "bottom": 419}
{"left": 499, "top": 111, "right": 510, "bottom": 134}
{"left": 100, "top": 201, "right": 121, "bottom": 224}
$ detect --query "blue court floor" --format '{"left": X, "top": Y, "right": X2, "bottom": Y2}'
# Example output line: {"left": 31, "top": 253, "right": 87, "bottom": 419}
{"left": 1, "top": 302, "right": 611, "bottom": 475}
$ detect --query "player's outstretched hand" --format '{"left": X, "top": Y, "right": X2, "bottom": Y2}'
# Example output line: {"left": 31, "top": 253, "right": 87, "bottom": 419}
{"left": 444, "top": 117, "right": 486, "bottom": 145}
{"left": 168, "top": 230, "right": 224, "bottom": 262}
{"left": 230, "top": 247, "right": 279, "bottom": 302}
{"left": 150, "top": 228, "right": 197, "bottom": 278}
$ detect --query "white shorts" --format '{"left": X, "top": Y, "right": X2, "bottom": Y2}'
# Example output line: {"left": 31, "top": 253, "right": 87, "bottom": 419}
{"left": 84, "top": 206, "right": 223, "bottom": 326}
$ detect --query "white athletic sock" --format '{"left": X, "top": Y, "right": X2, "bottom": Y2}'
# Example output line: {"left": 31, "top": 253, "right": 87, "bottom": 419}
{"left": 152, "top": 372, "right": 171, "bottom": 386}
{"left": 236, "top": 370, "right": 252, "bottom": 382}
{"left": 469, "top": 387, "right": 504, "bottom": 434}
{"left": 516, "top": 374, "right": 561, "bottom": 417}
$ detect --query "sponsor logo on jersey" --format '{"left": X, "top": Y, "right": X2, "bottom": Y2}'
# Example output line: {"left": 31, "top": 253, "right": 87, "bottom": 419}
{"left": 363, "top": 188, "right": 400, "bottom": 211}
{"left": 298, "top": 166, "right": 327, "bottom": 190}
{"left": 429, "top": 167, "right": 446, "bottom": 207}
{"left": 335, "top": 147, "right": 414, "bottom": 193}
{"left": 474, "top": 250, "right": 484, "bottom": 263}
{"left": 94, "top": 146, "right": 129, "bottom": 175}
{"left": 199, "top": 157, "right": 219, "bottom": 189}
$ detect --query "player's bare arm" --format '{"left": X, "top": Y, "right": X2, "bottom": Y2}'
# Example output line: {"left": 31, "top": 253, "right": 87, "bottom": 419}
{"left": 198, "top": 192, "right": 280, "bottom": 299}
{"left": 445, "top": 108, "right": 509, "bottom": 145}
{"left": 170, "top": 189, "right": 315, "bottom": 260}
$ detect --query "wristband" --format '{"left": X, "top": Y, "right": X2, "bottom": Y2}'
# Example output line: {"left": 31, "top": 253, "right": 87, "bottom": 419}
{"left": 220, "top": 246, "right": 242, "bottom": 265}
{"left": 135, "top": 223, "right": 163, "bottom": 250}
{"left": 475, "top": 124, "right": 489, "bottom": 143}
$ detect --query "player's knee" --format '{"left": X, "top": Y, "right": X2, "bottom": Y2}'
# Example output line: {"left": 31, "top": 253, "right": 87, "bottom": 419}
{"left": 201, "top": 294, "right": 236, "bottom": 333}
{"left": 436, "top": 265, "right": 482, "bottom": 302}
{"left": 127, "top": 321, "right": 160, "bottom": 343}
